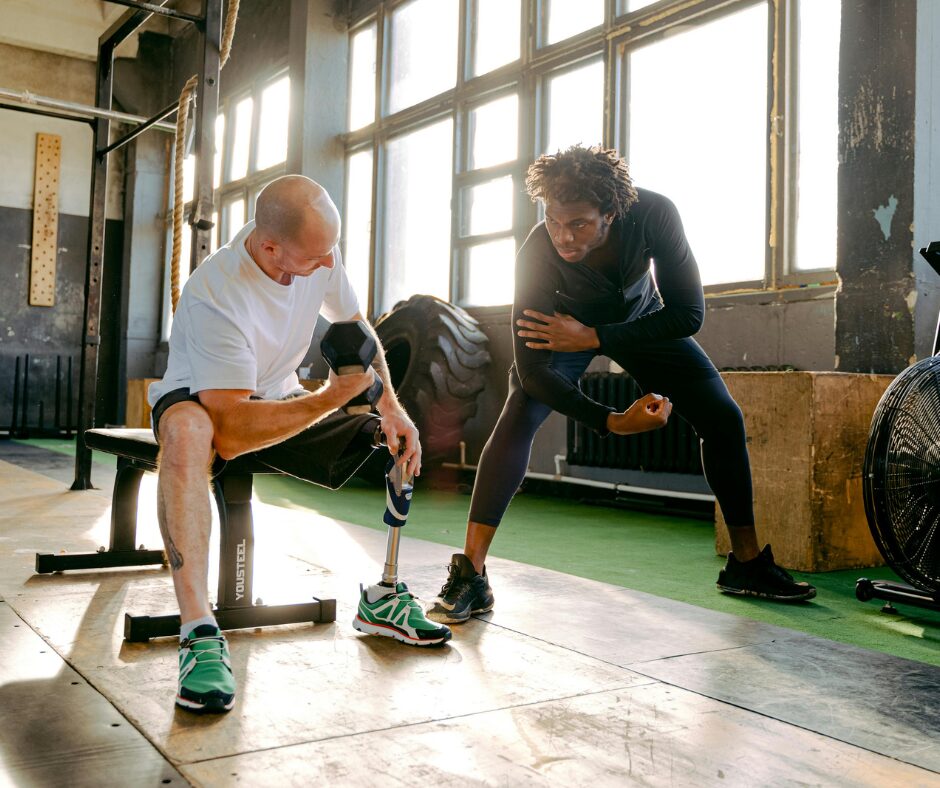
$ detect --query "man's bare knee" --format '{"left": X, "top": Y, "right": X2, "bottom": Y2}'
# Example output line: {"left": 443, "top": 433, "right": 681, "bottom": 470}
{"left": 158, "top": 402, "right": 215, "bottom": 468}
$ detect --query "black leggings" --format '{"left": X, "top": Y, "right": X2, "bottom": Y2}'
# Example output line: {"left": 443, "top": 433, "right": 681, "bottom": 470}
{"left": 468, "top": 337, "right": 754, "bottom": 528}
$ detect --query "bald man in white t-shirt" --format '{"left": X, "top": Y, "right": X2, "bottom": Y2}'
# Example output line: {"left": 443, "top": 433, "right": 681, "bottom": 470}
{"left": 149, "top": 176, "right": 448, "bottom": 714}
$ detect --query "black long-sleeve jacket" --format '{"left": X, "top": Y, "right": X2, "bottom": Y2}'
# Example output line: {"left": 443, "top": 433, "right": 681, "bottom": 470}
{"left": 512, "top": 188, "right": 705, "bottom": 432}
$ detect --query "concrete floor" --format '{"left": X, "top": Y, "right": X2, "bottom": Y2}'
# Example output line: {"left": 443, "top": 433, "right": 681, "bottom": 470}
{"left": 0, "top": 443, "right": 938, "bottom": 787}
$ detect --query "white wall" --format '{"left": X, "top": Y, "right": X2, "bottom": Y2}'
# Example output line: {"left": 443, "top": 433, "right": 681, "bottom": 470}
{"left": 0, "top": 43, "right": 124, "bottom": 219}
{"left": 0, "top": 0, "right": 140, "bottom": 60}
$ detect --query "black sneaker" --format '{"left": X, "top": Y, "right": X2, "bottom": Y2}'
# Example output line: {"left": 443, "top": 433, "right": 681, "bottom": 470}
{"left": 426, "top": 554, "right": 495, "bottom": 623}
{"left": 717, "top": 545, "right": 816, "bottom": 602}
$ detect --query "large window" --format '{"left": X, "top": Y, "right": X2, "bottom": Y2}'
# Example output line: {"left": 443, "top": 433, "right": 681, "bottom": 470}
{"left": 217, "top": 72, "right": 291, "bottom": 243}
{"left": 472, "top": 0, "right": 521, "bottom": 76}
{"left": 343, "top": 0, "right": 841, "bottom": 315}
{"left": 344, "top": 150, "right": 374, "bottom": 307}
{"left": 794, "top": 0, "right": 841, "bottom": 271}
{"left": 383, "top": 119, "right": 454, "bottom": 308}
{"left": 348, "top": 25, "right": 377, "bottom": 131}
{"left": 388, "top": 0, "right": 459, "bottom": 114}
{"left": 163, "top": 70, "right": 291, "bottom": 339}
{"left": 184, "top": 71, "right": 291, "bottom": 248}
{"left": 627, "top": 4, "right": 768, "bottom": 286}
{"left": 459, "top": 92, "right": 520, "bottom": 305}
{"left": 545, "top": 59, "right": 604, "bottom": 155}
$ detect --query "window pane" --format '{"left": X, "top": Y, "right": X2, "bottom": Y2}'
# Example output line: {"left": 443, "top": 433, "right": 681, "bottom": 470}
{"left": 182, "top": 152, "right": 195, "bottom": 204}
{"left": 465, "top": 239, "right": 516, "bottom": 306}
{"left": 180, "top": 225, "right": 191, "bottom": 280}
{"left": 628, "top": 4, "right": 767, "bottom": 286}
{"left": 211, "top": 210, "right": 219, "bottom": 253}
{"left": 349, "top": 25, "right": 376, "bottom": 131}
{"left": 463, "top": 176, "right": 513, "bottom": 236}
{"left": 546, "top": 60, "right": 604, "bottom": 154}
{"left": 230, "top": 96, "right": 253, "bottom": 181}
{"left": 383, "top": 119, "right": 453, "bottom": 311}
{"left": 246, "top": 181, "right": 276, "bottom": 222}
{"left": 795, "top": 0, "right": 840, "bottom": 271}
{"left": 621, "top": 0, "right": 657, "bottom": 13}
{"left": 224, "top": 198, "right": 245, "bottom": 246}
{"left": 257, "top": 76, "right": 290, "bottom": 171}
{"left": 162, "top": 224, "right": 192, "bottom": 340}
{"left": 344, "top": 150, "right": 374, "bottom": 310}
{"left": 473, "top": 0, "right": 520, "bottom": 76}
{"left": 213, "top": 113, "right": 225, "bottom": 188}
{"left": 388, "top": 0, "right": 458, "bottom": 114}
{"left": 470, "top": 94, "right": 518, "bottom": 170}
{"left": 546, "top": 0, "right": 603, "bottom": 45}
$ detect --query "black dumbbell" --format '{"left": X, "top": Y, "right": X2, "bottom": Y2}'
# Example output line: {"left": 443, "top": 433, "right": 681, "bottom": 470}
{"left": 320, "top": 320, "right": 385, "bottom": 414}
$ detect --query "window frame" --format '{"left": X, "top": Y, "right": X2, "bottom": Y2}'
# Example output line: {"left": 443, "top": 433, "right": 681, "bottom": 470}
{"left": 342, "top": 0, "right": 838, "bottom": 317}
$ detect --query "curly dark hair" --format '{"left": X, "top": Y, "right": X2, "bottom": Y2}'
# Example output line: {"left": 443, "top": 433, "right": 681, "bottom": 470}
{"left": 525, "top": 145, "right": 639, "bottom": 217}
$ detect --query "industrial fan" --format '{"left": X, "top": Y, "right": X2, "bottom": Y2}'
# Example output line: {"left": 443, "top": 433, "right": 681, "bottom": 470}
{"left": 857, "top": 241, "right": 940, "bottom": 613}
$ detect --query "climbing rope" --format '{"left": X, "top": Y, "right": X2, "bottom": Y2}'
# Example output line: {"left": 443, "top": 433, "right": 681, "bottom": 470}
{"left": 219, "top": 0, "right": 239, "bottom": 68}
{"left": 169, "top": 0, "right": 240, "bottom": 313}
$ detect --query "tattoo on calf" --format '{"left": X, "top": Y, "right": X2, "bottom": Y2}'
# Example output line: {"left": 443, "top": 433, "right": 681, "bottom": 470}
{"left": 163, "top": 532, "right": 185, "bottom": 572}
{"left": 156, "top": 490, "right": 185, "bottom": 571}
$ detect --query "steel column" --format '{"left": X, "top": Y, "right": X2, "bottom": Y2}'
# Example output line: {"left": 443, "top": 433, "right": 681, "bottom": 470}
{"left": 286, "top": 0, "right": 309, "bottom": 175}
{"left": 72, "top": 41, "right": 115, "bottom": 490}
{"left": 189, "top": 0, "right": 222, "bottom": 272}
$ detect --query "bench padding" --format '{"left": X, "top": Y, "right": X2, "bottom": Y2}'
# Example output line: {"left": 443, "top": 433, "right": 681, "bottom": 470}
{"left": 85, "top": 428, "right": 159, "bottom": 465}
{"left": 84, "top": 428, "right": 275, "bottom": 475}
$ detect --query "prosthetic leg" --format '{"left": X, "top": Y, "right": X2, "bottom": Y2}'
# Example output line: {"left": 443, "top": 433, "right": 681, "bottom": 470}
{"left": 352, "top": 456, "right": 452, "bottom": 646}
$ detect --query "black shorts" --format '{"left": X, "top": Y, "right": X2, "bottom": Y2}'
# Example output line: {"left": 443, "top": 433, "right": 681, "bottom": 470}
{"left": 150, "top": 387, "right": 201, "bottom": 442}
{"left": 149, "top": 387, "right": 382, "bottom": 490}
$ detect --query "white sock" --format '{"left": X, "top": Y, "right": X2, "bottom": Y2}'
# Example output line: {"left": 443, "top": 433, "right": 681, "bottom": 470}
{"left": 366, "top": 583, "right": 395, "bottom": 603}
{"left": 180, "top": 615, "right": 219, "bottom": 642}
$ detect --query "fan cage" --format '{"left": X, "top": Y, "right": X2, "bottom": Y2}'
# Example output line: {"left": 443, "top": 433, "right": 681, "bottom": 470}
{"left": 863, "top": 356, "right": 940, "bottom": 593}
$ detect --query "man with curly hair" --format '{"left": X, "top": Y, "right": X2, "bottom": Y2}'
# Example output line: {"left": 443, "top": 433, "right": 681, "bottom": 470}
{"left": 428, "top": 144, "right": 815, "bottom": 623}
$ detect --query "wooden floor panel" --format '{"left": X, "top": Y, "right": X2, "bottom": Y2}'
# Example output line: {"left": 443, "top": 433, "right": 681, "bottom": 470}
{"left": 633, "top": 635, "right": 940, "bottom": 772}
{"left": 181, "top": 683, "right": 937, "bottom": 788}
{"left": 0, "top": 601, "right": 182, "bottom": 788}
{"left": 0, "top": 451, "right": 937, "bottom": 787}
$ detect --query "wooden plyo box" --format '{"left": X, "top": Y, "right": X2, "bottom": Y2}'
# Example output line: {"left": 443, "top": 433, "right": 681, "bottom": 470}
{"left": 715, "top": 371, "right": 894, "bottom": 572}
{"left": 126, "top": 378, "right": 161, "bottom": 429}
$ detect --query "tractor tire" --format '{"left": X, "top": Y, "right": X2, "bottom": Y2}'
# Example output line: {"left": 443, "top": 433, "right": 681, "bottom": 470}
{"left": 370, "top": 294, "right": 491, "bottom": 472}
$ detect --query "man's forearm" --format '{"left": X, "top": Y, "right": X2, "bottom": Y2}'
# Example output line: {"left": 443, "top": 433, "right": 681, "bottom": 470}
{"left": 366, "top": 324, "right": 405, "bottom": 415}
{"left": 207, "top": 389, "right": 344, "bottom": 460}
{"left": 357, "top": 318, "right": 421, "bottom": 466}
{"left": 517, "top": 365, "right": 613, "bottom": 433}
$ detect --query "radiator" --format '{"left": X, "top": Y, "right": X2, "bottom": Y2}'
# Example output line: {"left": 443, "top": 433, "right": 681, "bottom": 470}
{"left": 567, "top": 372, "right": 703, "bottom": 474}
{"left": 2, "top": 353, "right": 78, "bottom": 438}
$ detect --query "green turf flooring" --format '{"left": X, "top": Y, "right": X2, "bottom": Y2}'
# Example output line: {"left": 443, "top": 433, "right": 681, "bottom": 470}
{"left": 14, "top": 439, "right": 940, "bottom": 666}
{"left": 252, "top": 474, "right": 940, "bottom": 667}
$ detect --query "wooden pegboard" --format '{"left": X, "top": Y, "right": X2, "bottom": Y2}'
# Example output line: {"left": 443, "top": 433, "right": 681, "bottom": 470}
{"left": 29, "top": 133, "right": 62, "bottom": 307}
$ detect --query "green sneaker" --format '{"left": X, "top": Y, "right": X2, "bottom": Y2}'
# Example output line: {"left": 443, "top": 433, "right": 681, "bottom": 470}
{"left": 176, "top": 624, "right": 236, "bottom": 713}
{"left": 353, "top": 582, "right": 452, "bottom": 646}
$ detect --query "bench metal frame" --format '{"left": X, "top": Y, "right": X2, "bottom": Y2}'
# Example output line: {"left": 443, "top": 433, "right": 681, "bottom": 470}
{"left": 36, "top": 430, "right": 337, "bottom": 642}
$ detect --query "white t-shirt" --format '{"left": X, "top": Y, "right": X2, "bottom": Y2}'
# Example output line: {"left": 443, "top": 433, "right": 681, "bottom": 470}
{"left": 149, "top": 220, "right": 360, "bottom": 407}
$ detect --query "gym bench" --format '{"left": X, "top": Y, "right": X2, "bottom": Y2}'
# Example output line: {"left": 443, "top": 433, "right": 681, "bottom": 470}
{"left": 34, "top": 428, "right": 337, "bottom": 642}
